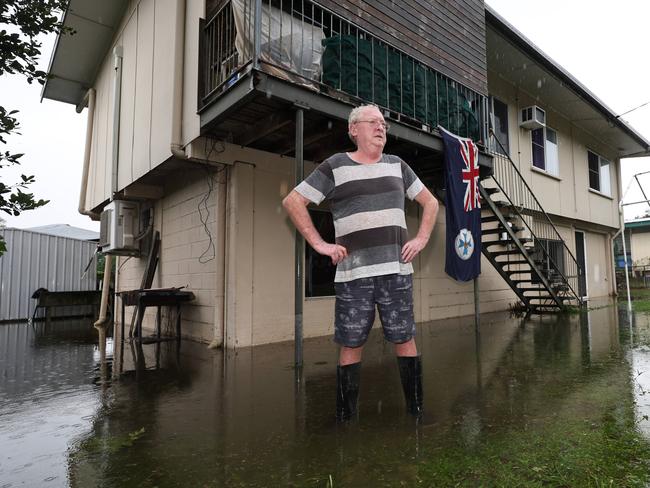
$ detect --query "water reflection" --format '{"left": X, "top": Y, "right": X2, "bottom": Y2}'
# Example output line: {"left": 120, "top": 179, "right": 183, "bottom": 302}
{"left": 0, "top": 320, "right": 112, "bottom": 487}
{"left": 3, "top": 304, "right": 650, "bottom": 486}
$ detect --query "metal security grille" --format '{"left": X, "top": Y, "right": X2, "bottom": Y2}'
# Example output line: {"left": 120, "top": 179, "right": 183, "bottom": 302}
{"left": 201, "top": 0, "right": 488, "bottom": 141}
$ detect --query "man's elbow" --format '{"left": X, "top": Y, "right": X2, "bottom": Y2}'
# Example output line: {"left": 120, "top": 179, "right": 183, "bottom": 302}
{"left": 282, "top": 192, "right": 294, "bottom": 210}
{"left": 430, "top": 196, "right": 439, "bottom": 212}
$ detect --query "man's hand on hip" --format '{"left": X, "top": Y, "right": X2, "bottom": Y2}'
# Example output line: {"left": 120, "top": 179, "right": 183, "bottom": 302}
{"left": 313, "top": 242, "right": 348, "bottom": 265}
{"left": 401, "top": 236, "right": 428, "bottom": 263}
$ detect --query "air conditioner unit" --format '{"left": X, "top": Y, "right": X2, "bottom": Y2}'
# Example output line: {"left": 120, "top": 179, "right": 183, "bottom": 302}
{"left": 99, "top": 199, "right": 140, "bottom": 256}
{"left": 519, "top": 105, "right": 546, "bottom": 130}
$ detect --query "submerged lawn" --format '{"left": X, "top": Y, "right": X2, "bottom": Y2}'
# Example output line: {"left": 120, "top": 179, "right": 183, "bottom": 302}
{"left": 416, "top": 409, "right": 650, "bottom": 487}
{"left": 629, "top": 287, "right": 650, "bottom": 312}
{"left": 412, "top": 362, "right": 650, "bottom": 487}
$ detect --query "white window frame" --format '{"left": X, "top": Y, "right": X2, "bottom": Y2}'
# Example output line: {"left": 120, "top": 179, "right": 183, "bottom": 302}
{"left": 587, "top": 150, "right": 611, "bottom": 196}
{"left": 531, "top": 126, "right": 559, "bottom": 177}
{"left": 489, "top": 96, "right": 509, "bottom": 156}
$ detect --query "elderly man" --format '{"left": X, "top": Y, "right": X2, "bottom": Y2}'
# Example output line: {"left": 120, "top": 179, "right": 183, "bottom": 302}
{"left": 282, "top": 104, "right": 438, "bottom": 420}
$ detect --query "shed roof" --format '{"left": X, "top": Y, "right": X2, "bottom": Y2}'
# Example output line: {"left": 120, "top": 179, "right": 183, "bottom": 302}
{"left": 24, "top": 224, "right": 99, "bottom": 241}
{"left": 625, "top": 218, "right": 650, "bottom": 230}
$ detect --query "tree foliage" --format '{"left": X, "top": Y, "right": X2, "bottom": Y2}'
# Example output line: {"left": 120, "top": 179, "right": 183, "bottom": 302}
{"left": 0, "top": 0, "right": 71, "bottom": 255}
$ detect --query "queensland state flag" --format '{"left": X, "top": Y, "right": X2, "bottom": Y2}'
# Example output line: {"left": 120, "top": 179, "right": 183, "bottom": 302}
{"left": 440, "top": 126, "right": 481, "bottom": 281}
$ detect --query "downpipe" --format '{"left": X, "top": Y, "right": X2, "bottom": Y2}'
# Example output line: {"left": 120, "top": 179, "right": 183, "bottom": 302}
{"left": 170, "top": 0, "right": 188, "bottom": 160}
{"left": 96, "top": 46, "right": 124, "bottom": 346}
{"left": 111, "top": 46, "right": 123, "bottom": 196}
{"left": 78, "top": 88, "right": 99, "bottom": 219}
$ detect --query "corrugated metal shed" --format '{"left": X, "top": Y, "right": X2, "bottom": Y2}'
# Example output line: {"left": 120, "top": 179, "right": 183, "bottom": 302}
{"left": 0, "top": 228, "right": 98, "bottom": 321}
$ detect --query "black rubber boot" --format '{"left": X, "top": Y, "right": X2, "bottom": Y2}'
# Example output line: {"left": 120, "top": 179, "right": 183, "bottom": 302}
{"left": 397, "top": 356, "right": 423, "bottom": 417}
{"left": 336, "top": 363, "right": 361, "bottom": 422}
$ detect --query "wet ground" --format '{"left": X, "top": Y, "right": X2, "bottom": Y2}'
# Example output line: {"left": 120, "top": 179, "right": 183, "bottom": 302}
{"left": 2, "top": 305, "right": 650, "bottom": 487}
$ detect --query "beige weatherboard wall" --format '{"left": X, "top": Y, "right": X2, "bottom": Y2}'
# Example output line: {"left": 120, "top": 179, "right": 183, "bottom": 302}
{"left": 486, "top": 70, "right": 621, "bottom": 299}
{"left": 83, "top": 0, "right": 203, "bottom": 212}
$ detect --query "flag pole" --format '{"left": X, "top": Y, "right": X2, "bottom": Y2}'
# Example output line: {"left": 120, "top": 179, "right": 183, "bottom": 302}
{"left": 473, "top": 277, "right": 480, "bottom": 329}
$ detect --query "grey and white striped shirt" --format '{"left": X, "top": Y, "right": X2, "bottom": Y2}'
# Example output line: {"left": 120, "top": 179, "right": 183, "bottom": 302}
{"left": 296, "top": 152, "right": 424, "bottom": 282}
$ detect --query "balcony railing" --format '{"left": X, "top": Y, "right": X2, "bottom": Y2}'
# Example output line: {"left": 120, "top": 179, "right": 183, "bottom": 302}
{"left": 200, "top": 0, "right": 488, "bottom": 142}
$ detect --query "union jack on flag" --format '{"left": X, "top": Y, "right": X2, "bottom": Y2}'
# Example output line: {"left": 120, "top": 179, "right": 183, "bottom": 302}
{"left": 460, "top": 139, "right": 480, "bottom": 212}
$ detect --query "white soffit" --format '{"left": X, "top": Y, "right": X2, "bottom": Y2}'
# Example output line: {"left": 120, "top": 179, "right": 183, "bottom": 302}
{"left": 41, "top": 0, "right": 128, "bottom": 108}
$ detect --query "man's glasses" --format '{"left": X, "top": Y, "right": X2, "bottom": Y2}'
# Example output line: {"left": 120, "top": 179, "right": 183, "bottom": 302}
{"left": 355, "top": 119, "right": 390, "bottom": 131}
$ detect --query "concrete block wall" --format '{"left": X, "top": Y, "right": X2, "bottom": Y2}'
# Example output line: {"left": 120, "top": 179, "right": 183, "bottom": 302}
{"left": 116, "top": 164, "right": 226, "bottom": 344}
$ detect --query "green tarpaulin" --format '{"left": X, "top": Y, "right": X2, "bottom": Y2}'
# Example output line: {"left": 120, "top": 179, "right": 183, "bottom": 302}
{"left": 321, "top": 34, "right": 480, "bottom": 141}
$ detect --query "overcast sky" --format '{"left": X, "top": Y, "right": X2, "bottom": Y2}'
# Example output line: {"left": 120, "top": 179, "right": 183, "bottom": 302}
{"left": 1, "top": 0, "right": 648, "bottom": 231}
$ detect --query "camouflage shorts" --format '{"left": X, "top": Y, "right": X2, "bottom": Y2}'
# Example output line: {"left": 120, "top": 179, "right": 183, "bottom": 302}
{"left": 334, "top": 274, "right": 415, "bottom": 348}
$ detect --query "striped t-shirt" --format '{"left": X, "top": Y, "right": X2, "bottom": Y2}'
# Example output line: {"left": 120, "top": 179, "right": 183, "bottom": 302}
{"left": 296, "top": 152, "right": 424, "bottom": 282}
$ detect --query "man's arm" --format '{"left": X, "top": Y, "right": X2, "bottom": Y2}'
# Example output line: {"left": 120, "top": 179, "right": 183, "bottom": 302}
{"left": 282, "top": 190, "right": 348, "bottom": 265}
{"left": 401, "top": 187, "right": 439, "bottom": 263}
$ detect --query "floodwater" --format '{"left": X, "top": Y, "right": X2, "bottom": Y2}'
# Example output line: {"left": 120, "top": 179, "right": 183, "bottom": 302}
{"left": 1, "top": 306, "right": 649, "bottom": 487}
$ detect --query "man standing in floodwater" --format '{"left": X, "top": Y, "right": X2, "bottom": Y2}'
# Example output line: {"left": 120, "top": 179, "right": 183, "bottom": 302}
{"left": 282, "top": 104, "right": 439, "bottom": 421}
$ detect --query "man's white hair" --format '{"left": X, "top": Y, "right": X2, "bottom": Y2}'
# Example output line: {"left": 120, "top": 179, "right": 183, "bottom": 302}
{"left": 348, "top": 104, "right": 380, "bottom": 145}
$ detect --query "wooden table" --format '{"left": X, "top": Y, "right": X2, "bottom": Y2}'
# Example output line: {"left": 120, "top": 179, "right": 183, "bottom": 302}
{"left": 118, "top": 288, "right": 195, "bottom": 343}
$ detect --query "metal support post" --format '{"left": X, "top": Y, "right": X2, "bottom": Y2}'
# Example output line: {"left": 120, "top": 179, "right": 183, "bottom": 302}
{"left": 473, "top": 277, "right": 480, "bottom": 329}
{"left": 253, "top": 0, "right": 262, "bottom": 69}
{"left": 294, "top": 108, "right": 305, "bottom": 368}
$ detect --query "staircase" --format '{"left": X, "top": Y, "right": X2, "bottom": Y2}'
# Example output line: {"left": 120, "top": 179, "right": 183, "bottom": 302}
{"left": 478, "top": 133, "right": 583, "bottom": 313}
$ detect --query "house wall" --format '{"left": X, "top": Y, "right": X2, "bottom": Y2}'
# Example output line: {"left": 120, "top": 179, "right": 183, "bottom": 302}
{"left": 539, "top": 222, "right": 614, "bottom": 300}
{"left": 120, "top": 141, "right": 617, "bottom": 345}
{"left": 84, "top": 0, "right": 203, "bottom": 211}
{"left": 117, "top": 142, "right": 519, "bottom": 346}
{"left": 117, "top": 163, "right": 225, "bottom": 344}
{"left": 631, "top": 229, "right": 650, "bottom": 265}
{"left": 486, "top": 72, "right": 621, "bottom": 230}
{"left": 583, "top": 231, "right": 613, "bottom": 298}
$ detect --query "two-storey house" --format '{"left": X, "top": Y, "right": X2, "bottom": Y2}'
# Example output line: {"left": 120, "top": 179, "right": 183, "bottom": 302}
{"left": 43, "top": 0, "right": 650, "bottom": 348}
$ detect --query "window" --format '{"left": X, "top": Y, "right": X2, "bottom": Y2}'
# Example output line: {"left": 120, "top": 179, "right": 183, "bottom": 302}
{"left": 531, "top": 127, "right": 559, "bottom": 176}
{"left": 305, "top": 209, "right": 336, "bottom": 297}
{"left": 588, "top": 150, "right": 611, "bottom": 196}
{"left": 490, "top": 96, "right": 509, "bottom": 155}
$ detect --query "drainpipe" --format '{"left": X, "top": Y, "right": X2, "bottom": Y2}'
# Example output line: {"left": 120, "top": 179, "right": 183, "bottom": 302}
{"left": 607, "top": 231, "right": 617, "bottom": 296}
{"left": 209, "top": 167, "right": 228, "bottom": 349}
{"left": 96, "top": 46, "right": 124, "bottom": 339}
{"left": 111, "top": 46, "right": 123, "bottom": 196}
{"left": 618, "top": 201, "right": 632, "bottom": 311}
{"left": 224, "top": 164, "right": 239, "bottom": 349}
{"left": 78, "top": 88, "right": 99, "bottom": 219}
{"left": 94, "top": 255, "right": 113, "bottom": 331}
{"left": 170, "top": 0, "right": 188, "bottom": 160}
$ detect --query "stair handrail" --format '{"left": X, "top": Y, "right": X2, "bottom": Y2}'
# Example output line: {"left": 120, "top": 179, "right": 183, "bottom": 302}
{"left": 487, "top": 129, "right": 582, "bottom": 303}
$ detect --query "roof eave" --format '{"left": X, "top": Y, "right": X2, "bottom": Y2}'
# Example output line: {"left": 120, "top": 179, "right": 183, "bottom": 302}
{"left": 485, "top": 4, "right": 650, "bottom": 156}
